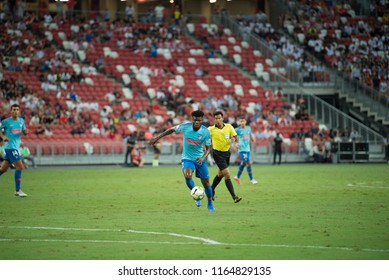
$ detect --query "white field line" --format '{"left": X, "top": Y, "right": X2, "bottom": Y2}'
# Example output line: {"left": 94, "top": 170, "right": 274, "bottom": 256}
{"left": 0, "top": 226, "right": 388, "bottom": 253}
{"left": 126, "top": 229, "right": 221, "bottom": 244}
{"left": 0, "top": 226, "right": 221, "bottom": 245}
{"left": 1, "top": 238, "right": 388, "bottom": 253}
{"left": 346, "top": 184, "right": 388, "bottom": 189}
{"left": 0, "top": 238, "right": 198, "bottom": 245}
{"left": 346, "top": 182, "right": 388, "bottom": 189}
{"left": 225, "top": 243, "right": 389, "bottom": 253}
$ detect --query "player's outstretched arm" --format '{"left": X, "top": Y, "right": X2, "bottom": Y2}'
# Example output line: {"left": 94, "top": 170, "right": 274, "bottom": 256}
{"left": 149, "top": 127, "right": 175, "bottom": 146}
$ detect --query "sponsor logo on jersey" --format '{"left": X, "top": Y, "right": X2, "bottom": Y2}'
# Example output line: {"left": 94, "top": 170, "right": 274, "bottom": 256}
{"left": 186, "top": 138, "right": 200, "bottom": 145}
{"left": 11, "top": 128, "right": 22, "bottom": 134}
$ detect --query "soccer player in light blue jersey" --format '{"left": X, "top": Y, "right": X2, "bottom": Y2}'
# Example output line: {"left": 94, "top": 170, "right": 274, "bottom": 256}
{"left": 0, "top": 104, "right": 29, "bottom": 197}
{"left": 150, "top": 110, "right": 215, "bottom": 212}
{"left": 234, "top": 116, "right": 258, "bottom": 185}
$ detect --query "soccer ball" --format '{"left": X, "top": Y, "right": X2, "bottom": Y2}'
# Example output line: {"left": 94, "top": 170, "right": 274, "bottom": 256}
{"left": 190, "top": 186, "right": 205, "bottom": 200}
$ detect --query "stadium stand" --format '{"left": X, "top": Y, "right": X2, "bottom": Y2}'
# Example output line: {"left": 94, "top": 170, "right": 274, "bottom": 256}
{"left": 0, "top": 0, "right": 386, "bottom": 165}
{"left": 284, "top": 1, "right": 387, "bottom": 88}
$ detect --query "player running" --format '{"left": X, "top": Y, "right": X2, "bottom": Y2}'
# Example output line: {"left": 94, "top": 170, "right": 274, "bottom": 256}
{"left": 150, "top": 110, "right": 215, "bottom": 212}
{"left": 0, "top": 104, "right": 29, "bottom": 197}
{"left": 234, "top": 116, "right": 258, "bottom": 185}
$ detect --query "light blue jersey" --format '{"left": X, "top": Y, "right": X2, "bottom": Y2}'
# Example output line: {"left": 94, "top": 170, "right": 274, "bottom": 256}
{"left": 0, "top": 117, "right": 25, "bottom": 150}
{"left": 236, "top": 126, "right": 252, "bottom": 152}
{"left": 174, "top": 122, "right": 211, "bottom": 161}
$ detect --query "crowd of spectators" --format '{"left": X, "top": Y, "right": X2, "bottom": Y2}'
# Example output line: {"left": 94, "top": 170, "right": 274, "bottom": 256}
{"left": 1, "top": 1, "right": 378, "bottom": 162}
{"left": 234, "top": 10, "right": 328, "bottom": 82}
{"left": 0, "top": 2, "right": 185, "bottom": 141}
{"left": 282, "top": 0, "right": 389, "bottom": 100}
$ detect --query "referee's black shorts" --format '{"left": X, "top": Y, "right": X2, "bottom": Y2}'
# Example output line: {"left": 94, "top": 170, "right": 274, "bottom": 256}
{"left": 212, "top": 149, "right": 230, "bottom": 170}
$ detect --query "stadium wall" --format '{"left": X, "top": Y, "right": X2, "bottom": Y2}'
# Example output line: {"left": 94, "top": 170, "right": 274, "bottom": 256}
{"left": 21, "top": 141, "right": 387, "bottom": 167}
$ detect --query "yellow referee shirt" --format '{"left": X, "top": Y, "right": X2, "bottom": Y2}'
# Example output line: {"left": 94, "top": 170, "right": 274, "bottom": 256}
{"left": 208, "top": 123, "right": 237, "bottom": 152}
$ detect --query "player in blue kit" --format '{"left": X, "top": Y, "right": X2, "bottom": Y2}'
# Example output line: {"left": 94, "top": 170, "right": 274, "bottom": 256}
{"left": 0, "top": 104, "right": 29, "bottom": 197}
{"left": 234, "top": 116, "right": 258, "bottom": 185}
{"left": 150, "top": 110, "right": 215, "bottom": 212}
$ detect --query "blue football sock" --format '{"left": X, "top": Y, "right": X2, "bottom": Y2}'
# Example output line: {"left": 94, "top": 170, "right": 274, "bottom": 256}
{"left": 0, "top": 170, "right": 3, "bottom": 176}
{"left": 204, "top": 186, "right": 213, "bottom": 201}
{"left": 185, "top": 178, "right": 195, "bottom": 190}
{"left": 15, "top": 170, "right": 22, "bottom": 192}
{"left": 237, "top": 164, "right": 244, "bottom": 178}
{"left": 247, "top": 166, "right": 253, "bottom": 180}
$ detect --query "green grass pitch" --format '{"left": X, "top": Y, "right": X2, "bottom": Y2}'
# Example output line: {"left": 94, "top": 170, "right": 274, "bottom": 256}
{"left": 0, "top": 164, "right": 388, "bottom": 260}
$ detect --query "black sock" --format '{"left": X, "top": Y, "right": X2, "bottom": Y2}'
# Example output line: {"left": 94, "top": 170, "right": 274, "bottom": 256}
{"left": 211, "top": 175, "right": 223, "bottom": 193}
{"left": 225, "top": 178, "right": 237, "bottom": 198}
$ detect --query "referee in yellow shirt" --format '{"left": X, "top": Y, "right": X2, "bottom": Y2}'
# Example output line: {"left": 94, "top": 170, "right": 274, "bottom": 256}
{"left": 208, "top": 111, "right": 242, "bottom": 203}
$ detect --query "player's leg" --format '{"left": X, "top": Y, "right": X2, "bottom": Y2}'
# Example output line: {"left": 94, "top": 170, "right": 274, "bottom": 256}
{"left": 200, "top": 178, "right": 213, "bottom": 198}
{"left": 246, "top": 162, "right": 253, "bottom": 180}
{"left": 13, "top": 159, "right": 27, "bottom": 197}
{"left": 211, "top": 169, "right": 223, "bottom": 193}
{"left": 246, "top": 153, "right": 258, "bottom": 184}
{"left": 221, "top": 167, "right": 241, "bottom": 203}
{"left": 184, "top": 160, "right": 203, "bottom": 207}
{"left": 247, "top": 162, "right": 258, "bottom": 184}
{"left": 0, "top": 159, "right": 11, "bottom": 176}
{"left": 182, "top": 160, "right": 195, "bottom": 190}
{"left": 224, "top": 153, "right": 242, "bottom": 202}
{"left": 2, "top": 149, "right": 27, "bottom": 196}
{"left": 200, "top": 178, "right": 215, "bottom": 211}
{"left": 235, "top": 152, "right": 246, "bottom": 184}
{"left": 211, "top": 151, "right": 227, "bottom": 199}
{"left": 197, "top": 162, "right": 215, "bottom": 212}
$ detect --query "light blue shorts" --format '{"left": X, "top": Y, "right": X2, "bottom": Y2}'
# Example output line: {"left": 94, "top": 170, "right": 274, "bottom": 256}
{"left": 181, "top": 159, "right": 210, "bottom": 179}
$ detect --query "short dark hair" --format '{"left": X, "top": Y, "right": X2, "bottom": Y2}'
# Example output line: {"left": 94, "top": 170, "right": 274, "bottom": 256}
{"left": 213, "top": 111, "right": 223, "bottom": 117}
{"left": 191, "top": 110, "right": 204, "bottom": 118}
{"left": 11, "top": 104, "right": 20, "bottom": 109}
{"left": 239, "top": 115, "right": 246, "bottom": 120}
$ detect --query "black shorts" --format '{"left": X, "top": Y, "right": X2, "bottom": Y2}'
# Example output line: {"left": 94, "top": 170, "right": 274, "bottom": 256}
{"left": 212, "top": 149, "right": 230, "bottom": 170}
